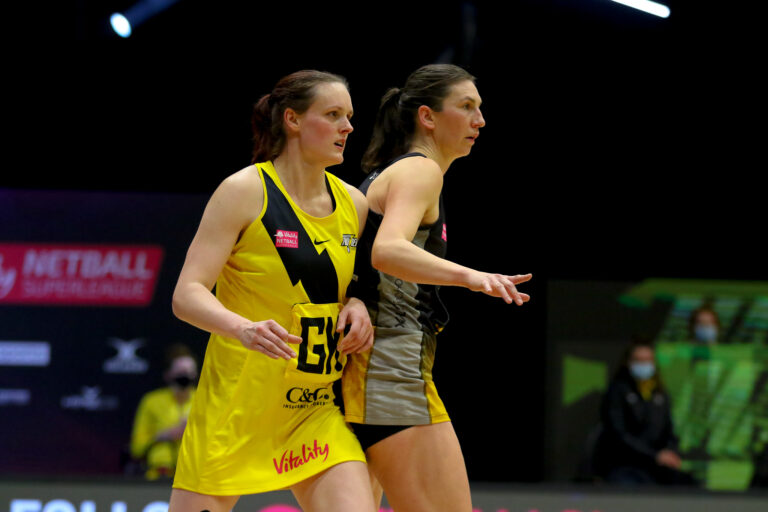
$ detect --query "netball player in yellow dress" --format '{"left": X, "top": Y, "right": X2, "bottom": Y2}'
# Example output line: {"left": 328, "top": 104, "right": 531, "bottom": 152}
{"left": 343, "top": 64, "right": 532, "bottom": 512}
{"left": 169, "top": 70, "right": 376, "bottom": 512}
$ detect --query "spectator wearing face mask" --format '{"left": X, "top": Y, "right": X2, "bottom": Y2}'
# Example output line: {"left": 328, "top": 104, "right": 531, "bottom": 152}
{"left": 130, "top": 343, "right": 198, "bottom": 479}
{"left": 593, "top": 339, "right": 697, "bottom": 486}
{"left": 688, "top": 305, "right": 721, "bottom": 344}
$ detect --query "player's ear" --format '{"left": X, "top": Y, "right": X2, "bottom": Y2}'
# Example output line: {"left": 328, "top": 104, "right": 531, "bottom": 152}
{"left": 417, "top": 105, "right": 436, "bottom": 131}
{"left": 284, "top": 108, "right": 301, "bottom": 133}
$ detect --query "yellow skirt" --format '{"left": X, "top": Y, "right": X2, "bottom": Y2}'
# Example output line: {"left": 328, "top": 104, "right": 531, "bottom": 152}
{"left": 173, "top": 331, "right": 365, "bottom": 496}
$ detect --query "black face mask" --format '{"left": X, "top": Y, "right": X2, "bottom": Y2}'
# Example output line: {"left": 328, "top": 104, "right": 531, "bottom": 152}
{"left": 173, "top": 375, "right": 195, "bottom": 388}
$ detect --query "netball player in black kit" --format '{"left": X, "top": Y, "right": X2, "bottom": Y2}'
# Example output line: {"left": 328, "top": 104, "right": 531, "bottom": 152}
{"left": 343, "top": 64, "right": 532, "bottom": 512}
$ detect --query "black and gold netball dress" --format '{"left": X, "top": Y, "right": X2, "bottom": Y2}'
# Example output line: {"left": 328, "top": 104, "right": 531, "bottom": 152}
{"left": 344, "top": 153, "right": 451, "bottom": 427}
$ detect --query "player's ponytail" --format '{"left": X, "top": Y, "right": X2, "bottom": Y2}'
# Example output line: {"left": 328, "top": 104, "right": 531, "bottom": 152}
{"left": 361, "top": 87, "right": 407, "bottom": 174}
{"left": 251, "top": 94, "right": 275, "bottom": 163}
{"left": 361, "top": 64, "right": 475, "bottom": 174}
{"left": 251, "top": 70, "right": 349, "bottom": 164}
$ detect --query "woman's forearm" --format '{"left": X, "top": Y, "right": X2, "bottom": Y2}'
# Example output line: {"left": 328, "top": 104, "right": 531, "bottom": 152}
{"left": 371, "top": 238, "right": 472, "bottom": 287}
{"left": 172, "top": 282, "right": 250, "bottom": 339}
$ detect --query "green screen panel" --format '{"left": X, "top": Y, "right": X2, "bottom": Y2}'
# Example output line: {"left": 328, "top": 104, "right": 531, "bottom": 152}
{"left": 562, "top": 355, "right": 607, "bottom": 406}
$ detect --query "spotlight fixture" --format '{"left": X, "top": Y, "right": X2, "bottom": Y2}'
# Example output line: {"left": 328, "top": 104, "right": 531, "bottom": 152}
{"left": 109, "top": 13, "right": 132, "bottom": 38}
{"left": 609, "top": 0, "right": 671, "bottom": 18}
{"left": 110, "top": 0, "right": 182, "bottom": 38}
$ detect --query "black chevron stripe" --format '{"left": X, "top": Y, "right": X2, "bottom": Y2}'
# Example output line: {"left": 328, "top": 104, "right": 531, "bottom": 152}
{"left": 260, "top": 171, "right": 339, "bottom": 304}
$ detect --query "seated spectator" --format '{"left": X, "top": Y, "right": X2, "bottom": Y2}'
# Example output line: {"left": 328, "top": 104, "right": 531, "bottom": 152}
{"left": 130, "top": 343, "right": 197, "bottom": 479}
{"left": 688, "top": 304, "right": 720, "bottom": 344}
{"left": 593, "top": 339, "right": 697, "bottom": 486}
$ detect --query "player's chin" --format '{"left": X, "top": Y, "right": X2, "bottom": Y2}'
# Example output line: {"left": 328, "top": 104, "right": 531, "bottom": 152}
{"left": 325, "top": 154, "right": 345, "bottom": 167}
{"left": 456, "top": 146, "right": 473, "bottom": 158}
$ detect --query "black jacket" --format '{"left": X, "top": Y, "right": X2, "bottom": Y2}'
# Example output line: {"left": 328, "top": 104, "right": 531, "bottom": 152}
{"left": 594, "top": 368, "right": 679, "bottom": 475}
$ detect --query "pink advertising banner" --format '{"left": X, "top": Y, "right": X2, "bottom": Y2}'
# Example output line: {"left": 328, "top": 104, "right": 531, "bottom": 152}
{"left": 0, "top": 243, "right": 164, "bottom": 306}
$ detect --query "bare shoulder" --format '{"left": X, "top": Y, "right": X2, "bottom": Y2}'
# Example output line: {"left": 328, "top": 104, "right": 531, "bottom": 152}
{"left": 390, "top": 157, "right": 443, "bottom": 191}
{"left": 218, "top": 165, "right": 262, "bottom": 198}
{"left": 387, "top": 156, "right": 443, "bottom": 188}
{"left": 366, "top": 156, "right": 442, "bottom": 215}
{"left": 339, "top": 178, "right": 366, "bottom": 205}
{"left": 206, "top": 165, "right": 264, "bottom": 229}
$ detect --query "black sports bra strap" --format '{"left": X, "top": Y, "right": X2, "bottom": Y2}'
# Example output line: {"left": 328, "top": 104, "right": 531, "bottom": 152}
{"left": 385, "top": 152, "right": 427, "bottom": 168}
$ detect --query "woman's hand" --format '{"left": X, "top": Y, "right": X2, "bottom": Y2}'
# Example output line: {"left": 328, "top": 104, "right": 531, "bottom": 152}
{"left": 656, "top": 449, "right": 682, "bottom": 469}
{"left": 236, "top": 320, "right": 303, "bottom": 360}
{"left": 467, "top": 272, "right": 532, "bottom": 305}
{"left": 337, "top": 297, "right": 374, "bottom": 355}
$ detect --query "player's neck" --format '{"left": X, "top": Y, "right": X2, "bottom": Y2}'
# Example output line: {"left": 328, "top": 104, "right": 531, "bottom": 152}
{"left": 272, "top": 152, "right": 327, "bottom": 203}
{"left": 409, "top": 139, "right": 453, "bottom": 174}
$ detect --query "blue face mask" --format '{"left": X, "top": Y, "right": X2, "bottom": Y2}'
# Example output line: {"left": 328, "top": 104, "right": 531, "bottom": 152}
{"left": 695, "top": 324, "right": 718, "bottom": 343}
{"left": 629, "top": 362, "right": 655, "bottom": 381}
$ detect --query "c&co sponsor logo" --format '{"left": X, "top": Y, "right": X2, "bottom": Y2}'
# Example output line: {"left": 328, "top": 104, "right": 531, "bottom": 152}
{"left": 283, "top": 386, "right": 330, "bottom": 410}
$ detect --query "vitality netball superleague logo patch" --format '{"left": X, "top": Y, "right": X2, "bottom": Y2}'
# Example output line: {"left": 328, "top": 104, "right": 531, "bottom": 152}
{"left": 275, "top": 230, "right": 299, "bottom": 248}
{"left": 273, "top": 439, "right": 329, "bottom": 474}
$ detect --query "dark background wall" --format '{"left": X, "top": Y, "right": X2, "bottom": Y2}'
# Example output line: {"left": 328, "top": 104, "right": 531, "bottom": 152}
{"left": 4, "top": 0, "right": 763, "bottom": 482}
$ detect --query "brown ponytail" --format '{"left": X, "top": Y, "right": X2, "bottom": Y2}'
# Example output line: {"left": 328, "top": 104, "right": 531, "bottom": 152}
{"left": 361, "top": 64, "right": 475, "bottom": 173}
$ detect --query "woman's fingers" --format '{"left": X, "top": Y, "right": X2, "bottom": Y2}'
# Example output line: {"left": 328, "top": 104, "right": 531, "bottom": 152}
{"left": 239, "top": 320, "right": 301, "bottom": 359}
{"left": 479, "top": 273, "right": 531, "bottom": 305}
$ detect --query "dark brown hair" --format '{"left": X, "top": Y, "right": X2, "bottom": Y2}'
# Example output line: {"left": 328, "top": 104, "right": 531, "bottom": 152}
{"left": 361, "top": 63, "right": 475, "bottom": 173}
{"left": 163, "top": 343, "right": 194, "bottom": 371}
{"left": 251, "top": 70, "right": 349, "bottom": 163}
{"left": 620, "top": 337, "right": 655, "bottom": 369}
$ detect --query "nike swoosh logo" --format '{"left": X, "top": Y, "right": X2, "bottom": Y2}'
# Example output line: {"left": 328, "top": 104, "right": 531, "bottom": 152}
{"left": 314, "top": 238, "right": 330, "bottom": 245}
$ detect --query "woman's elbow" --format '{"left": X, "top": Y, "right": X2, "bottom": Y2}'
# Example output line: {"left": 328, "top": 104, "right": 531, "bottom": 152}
{"left": 171, "top": 285, "right": 188, "bottom": 320}
{"left": 370, "top": 242, "right": 396, "bottom": 273}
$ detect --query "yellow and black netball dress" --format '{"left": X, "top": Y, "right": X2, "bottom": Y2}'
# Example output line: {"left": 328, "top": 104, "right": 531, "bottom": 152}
{"left": 173, "top": 161, "right": 364, "bottom": 495}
